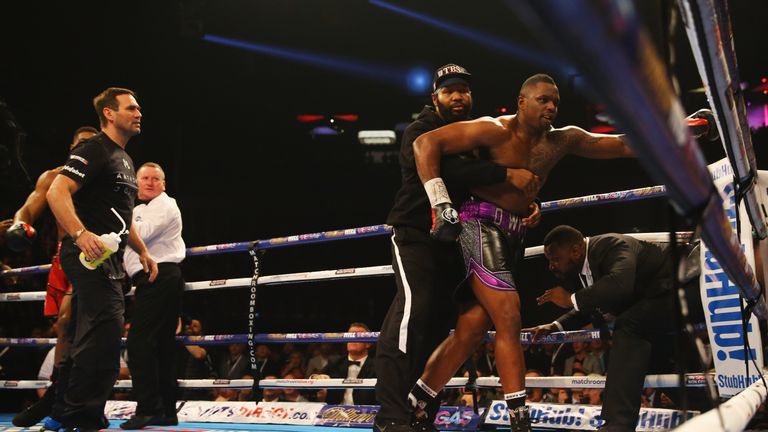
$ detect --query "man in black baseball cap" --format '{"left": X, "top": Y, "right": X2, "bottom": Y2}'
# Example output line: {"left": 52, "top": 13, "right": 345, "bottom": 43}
{"left": 432, "top": 63, "right": 472, "bottom": 93}
{"left": 427, "top": 64, "right": 473, "bottom": 123}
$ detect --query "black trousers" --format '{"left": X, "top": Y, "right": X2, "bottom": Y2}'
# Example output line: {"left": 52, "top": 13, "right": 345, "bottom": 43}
{"left": 601, "top": 289, "right": 677, "bottom": 431}
{"left": 52, "top": 238, "right": 125, "bottom": 429}
{"left": 127, "top": 263, "right": 184, "bottom": 417}
{"left": 375, "top": 227, "right": 462, "bottom": 423}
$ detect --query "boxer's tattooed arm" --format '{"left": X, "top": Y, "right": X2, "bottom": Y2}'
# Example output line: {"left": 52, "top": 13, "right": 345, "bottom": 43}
{"left": 567, "top": 127, "right": 633, "bottom": 158}
{"left": 529, "top": 143, "right": 566, "bottom": 176}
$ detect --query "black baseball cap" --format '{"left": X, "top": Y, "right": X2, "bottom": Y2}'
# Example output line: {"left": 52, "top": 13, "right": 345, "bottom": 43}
{"left": 432, "top": 64, "right": 472, "bottom": 92}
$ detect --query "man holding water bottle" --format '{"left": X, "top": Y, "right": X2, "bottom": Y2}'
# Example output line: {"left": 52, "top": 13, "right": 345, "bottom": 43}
{"left": 47, "top": 87, "right": 158, "bottom": 431}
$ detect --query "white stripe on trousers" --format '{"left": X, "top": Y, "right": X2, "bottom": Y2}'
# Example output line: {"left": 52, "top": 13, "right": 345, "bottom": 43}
{"left": 391, "top": 231, "right": 412, "bottom": 353}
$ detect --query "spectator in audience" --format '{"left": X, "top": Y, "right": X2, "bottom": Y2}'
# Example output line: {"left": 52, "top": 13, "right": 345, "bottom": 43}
{"left": 569, "top": 370, "right": 586, "bottom": 404}
{"left": 477, "top": 341, "right": 497, "bottom": 377}
{"left": 237, "top": 374, "right": 255, "bottom": 401}
{"left": 640, "top": 387, "right": 675, "bottom": 409}
{"left": 542, "top": 381, "right": 569, "bottom": 404}
{"left": 281, "top": 351, "right": 307, "bottom": 379}
{"left": 564, "top": 341, "right": 604, "bottom": 375}
{"left": 254, "top": 344, "right": 281, "bottom": 377}
{"left": 584, "top": 375, "right": 604, "bottom": 405}
{"left": 589, "top": 339, "right": 609, "bottom": 372}
{"left": 282, "top": 372, "right": 309, "bottom": 402}
{"left": 258, "top": 375, "right": 283, "bottom": 402}
{"left": 306, "top": 343, "right": 334, "bottom": 377}
{"left": 280, "top": 343, "right": 298, "bottom": 364}
{"left": 218, "top": 344, "right": 248, "bottom": 380}
{"left": 524, "top": 369, "right": 544, "bottom": 403}
{"left": 450, "top": 370, "right": 495, "bottom": 409}
{"left": 308, "top": 373, "right": 330, "bottom": 402}
{"left": 214, "top": 388, "right": 238, "bottom": 402}
{"left": 524, "top": 344, "right": 551, "bottom": 376}
{"left": 324, "top": 322, "right": 377, "bottom": 405}
{"left": 179, "top": 318, "right": 215, "bottom": 400}
{"left": 546, "top": 343, "right": 566, "bottom": 375}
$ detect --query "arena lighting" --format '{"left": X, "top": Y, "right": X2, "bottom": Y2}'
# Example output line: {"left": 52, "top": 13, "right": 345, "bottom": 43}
{"left": 406, "top": 67, "right": 431, "bottom": 94}
{"left": 203, "top": 34, "right": 419, "bottom": 91}
{"left": 297, "top": 114, "right": 324, "bottom": 123}
{"left": 297, "top": 114, "right": 359, "bottom": 123}
{"left": 369, "top": 0, "right": 573, "bottom": 76}
{"left": 310, "top": 125, "right": 342, "bottom": 136}
{"left": 358, "top": 130, "right": 396, "bottom": 145}
{"left": 333, "top": 114, "right": 359, "bottom": 122}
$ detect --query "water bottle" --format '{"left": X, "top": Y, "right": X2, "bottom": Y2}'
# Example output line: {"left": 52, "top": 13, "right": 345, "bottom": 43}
{"left": 79, "top": 232, "right": 121, "bottom": 270}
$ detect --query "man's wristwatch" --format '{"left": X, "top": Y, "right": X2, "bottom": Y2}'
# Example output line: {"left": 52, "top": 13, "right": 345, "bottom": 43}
{"left": 72, "top": 228, "right": 86, "bottom": 242}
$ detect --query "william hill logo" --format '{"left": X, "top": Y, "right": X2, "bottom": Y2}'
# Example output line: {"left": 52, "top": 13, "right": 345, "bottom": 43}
{"left": 320, "top": 407, "right": 375, "bottom": 423}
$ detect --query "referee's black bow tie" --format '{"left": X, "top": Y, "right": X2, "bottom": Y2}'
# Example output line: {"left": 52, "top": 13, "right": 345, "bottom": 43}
{"left": 348, "top": 360, "right": 361, "bottom": 366}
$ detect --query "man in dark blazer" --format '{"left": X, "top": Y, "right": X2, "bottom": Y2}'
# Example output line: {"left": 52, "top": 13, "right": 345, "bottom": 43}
{"left": 324, "top": 322, "right": 378, "bottom": 405}
{"left": 526, "top": 225, "right": 681, "bottom": 432}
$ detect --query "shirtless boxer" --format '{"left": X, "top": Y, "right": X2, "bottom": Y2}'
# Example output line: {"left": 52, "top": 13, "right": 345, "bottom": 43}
{"left": 410, "top": 74, "right": 632, "bottom": 431}
{"left": 6, "top": 126, "right": 98, "bottom": 427}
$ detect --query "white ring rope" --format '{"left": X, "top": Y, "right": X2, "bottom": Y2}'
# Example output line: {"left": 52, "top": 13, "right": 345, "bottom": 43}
{"left": 0, "top": 232, "right": 691, "bottom": 303}
{"left": 0, "top": 373, "right": 711, "bottom": 390}
{"left": 672, "top": 374, "right": 767, "bottom": 432}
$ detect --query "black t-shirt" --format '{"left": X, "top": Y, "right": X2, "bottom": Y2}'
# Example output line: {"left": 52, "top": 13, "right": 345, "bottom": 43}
{"left": 59, "top": 132, "right": 137, "bottom": 249}
{"left": 386, "top": 106, "right": 507, "bottom": 231}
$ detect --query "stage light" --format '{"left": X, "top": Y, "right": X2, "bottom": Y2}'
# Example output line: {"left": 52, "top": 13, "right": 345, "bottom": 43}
{"left": 406, "top": 67, "right": 431, "bottom": 94}
{"left": 203, "top": 34, "right": 439, "bottom": 94}
{"left": 310, "top": 126, "right": 342, "bottom": 136}
{"left": 297, "top": 114, "right": 325, "bottom": 123}
{"left": 334, "top": 114, "right": 359, "bottom": 122}
{"left": 370, "top": 0, "right": 573, "bottom": 75}
{"left": 203, "top": 34, "right": 402, "bottom": 85}
{"left": 358, "top": 130, "right": 396, "bottom": 145}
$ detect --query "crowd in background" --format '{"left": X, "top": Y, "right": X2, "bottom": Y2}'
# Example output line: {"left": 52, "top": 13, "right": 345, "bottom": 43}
{"left": 2, "top": 310, "right": 694, "bottom": 412}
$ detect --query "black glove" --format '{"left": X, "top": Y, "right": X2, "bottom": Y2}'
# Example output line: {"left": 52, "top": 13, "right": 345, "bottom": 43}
{"left": 430, "top": 203, "right": 462, "bottom": 242}
{"left": 5, "top": 221, "right": 36, "bottom": 252}
{"left": 688, "top": 109, "right": 719, "bottom": 141}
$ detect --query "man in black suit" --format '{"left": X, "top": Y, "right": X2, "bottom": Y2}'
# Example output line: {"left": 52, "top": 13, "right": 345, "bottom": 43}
{"left": 324, "top": 322, "right": 377, "bottom": 405}
{"left": 254, "top": 344, "right": 281, "bottom": 378}
{"left": 526, "top": 225, "right": 681, "bottom": 432}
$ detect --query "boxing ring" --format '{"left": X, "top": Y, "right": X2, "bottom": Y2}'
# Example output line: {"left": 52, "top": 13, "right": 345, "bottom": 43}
{"left": 0, "top": 189, "right": 713, "bottom": 432}
{"left": 2, "top": 0, "right": 767, "bottom": 431}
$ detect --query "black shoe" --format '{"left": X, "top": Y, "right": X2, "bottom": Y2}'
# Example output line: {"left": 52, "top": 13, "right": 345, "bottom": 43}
{"left": 373, "top": 420, "right": 415, "bottom": 432}
{"left": 13, "top": 386, "right": 55, "bottom": 427}
{"left": 155, "top": 416, "right": 178, "bottom": 426}
{"left": 119, "top": 415, "right": 169, "bottom": 430}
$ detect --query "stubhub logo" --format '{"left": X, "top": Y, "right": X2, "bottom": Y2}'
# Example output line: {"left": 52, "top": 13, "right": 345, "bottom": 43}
{"left": 702, "top": 183, "right": 757, "bottom": 364}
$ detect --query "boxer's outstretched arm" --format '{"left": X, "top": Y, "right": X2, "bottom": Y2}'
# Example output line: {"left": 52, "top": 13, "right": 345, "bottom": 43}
{"left": 14, "top": 169, "right": 59, "bottom": 224}
{"left": 563, "top": 126, "right": 634, "bottom": 159}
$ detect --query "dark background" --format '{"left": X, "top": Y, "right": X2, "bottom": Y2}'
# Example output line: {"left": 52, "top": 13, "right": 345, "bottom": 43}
{"left": 0, "top": 0, "right": 766, "bottom": 348}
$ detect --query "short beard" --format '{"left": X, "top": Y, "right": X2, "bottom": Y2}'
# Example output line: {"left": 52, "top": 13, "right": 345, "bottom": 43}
{"left": 437, "top": 101, "right": 471, "bottom": 123}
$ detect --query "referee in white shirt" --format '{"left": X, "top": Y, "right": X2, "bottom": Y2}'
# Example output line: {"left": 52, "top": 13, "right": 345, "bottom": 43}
{"left": 121, "top": 162, "right": 186, "bottom": 430}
